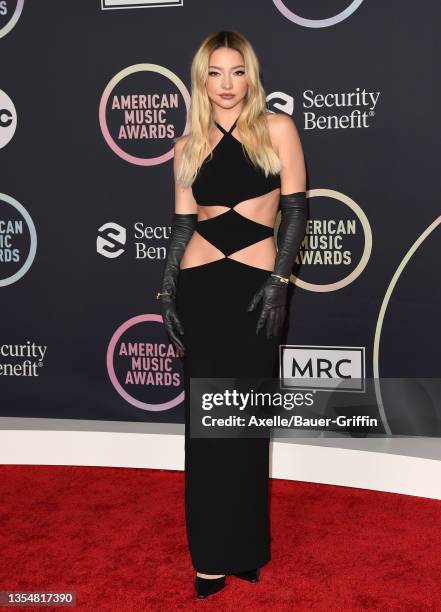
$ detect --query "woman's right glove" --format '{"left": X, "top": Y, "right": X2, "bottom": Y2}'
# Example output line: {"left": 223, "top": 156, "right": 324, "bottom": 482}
{"left": 156, "top": 212, "right": 197, "bottom": 355}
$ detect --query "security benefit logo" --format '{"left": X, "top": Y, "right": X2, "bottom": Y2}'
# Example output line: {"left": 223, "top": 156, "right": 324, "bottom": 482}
{"left": 277, "top": 188, "right": 372, "bottom": 293}
{"left": 267, "top": 87, "right": 381, "bottom": 131}
{"left": 97, "top": 221, "right": 171, "bottom": 261}
{"left": 99, "top": 64, "right": 190, "bottom": 165}
{"left": 97, "top": 223, "right": 126, "bottom": 259}
{"left": 280, "top": 345, "right": 365, "bottom": 391}
{"left": 0, "top": 341, "right": 47, "bottom": 378}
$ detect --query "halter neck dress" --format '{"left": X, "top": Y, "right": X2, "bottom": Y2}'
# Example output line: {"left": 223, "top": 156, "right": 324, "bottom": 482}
{"left": 175, "top": 117, "right": 282, "bottom": 574}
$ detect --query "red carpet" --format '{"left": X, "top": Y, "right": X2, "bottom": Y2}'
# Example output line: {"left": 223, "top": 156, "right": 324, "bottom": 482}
{"left": 1, "top": 464, "right": 440, "bottom": 610}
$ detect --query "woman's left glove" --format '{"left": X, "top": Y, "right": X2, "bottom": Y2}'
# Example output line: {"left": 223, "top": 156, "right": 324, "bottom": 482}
{"left": 247, "top": 191, "right": 308, "bottom": 337}
{"left": 246, "top": 276, "right": 289, "bottom": 338}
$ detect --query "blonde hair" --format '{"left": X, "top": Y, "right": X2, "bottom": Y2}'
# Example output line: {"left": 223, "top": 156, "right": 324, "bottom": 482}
{"left": 175, "top": 30, "right": 281, "bottom": 187}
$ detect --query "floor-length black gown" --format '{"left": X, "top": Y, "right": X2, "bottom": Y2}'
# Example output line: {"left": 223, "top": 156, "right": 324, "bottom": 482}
{"left": 175, "top": 118, "right": 282, "bottom": 574}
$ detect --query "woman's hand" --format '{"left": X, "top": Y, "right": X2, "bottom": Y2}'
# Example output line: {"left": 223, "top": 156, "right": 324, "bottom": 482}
{"left": 246, "top": 186, "right": 308, "bottom": 339}
{"left": 158, "top": 294, "right": 185, "bottom": 355}
{"left": 246, "top": 277, "right": 289, "bottom": 338}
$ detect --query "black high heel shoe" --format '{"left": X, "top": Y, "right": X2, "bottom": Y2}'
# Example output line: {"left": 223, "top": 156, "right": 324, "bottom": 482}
{"left": 194, "top": 574, "right": 226, "bottom": 599}
{"left": 232, "top": 567, "right": 260, "bottom": 583}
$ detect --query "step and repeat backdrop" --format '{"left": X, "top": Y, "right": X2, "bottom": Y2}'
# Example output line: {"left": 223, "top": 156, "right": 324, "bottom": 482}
{"left": 1, "top": 1, "right": 440, "bottom": 433}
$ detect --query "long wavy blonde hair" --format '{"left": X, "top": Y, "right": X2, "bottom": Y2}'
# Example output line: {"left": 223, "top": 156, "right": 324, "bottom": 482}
{"left": 175, "top": 30, "right": 281, "bottom": 187}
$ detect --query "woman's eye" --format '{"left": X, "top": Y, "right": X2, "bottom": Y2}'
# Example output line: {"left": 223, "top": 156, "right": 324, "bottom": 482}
{"left": 208, "top": 70, "right": 245, "bottom": 77}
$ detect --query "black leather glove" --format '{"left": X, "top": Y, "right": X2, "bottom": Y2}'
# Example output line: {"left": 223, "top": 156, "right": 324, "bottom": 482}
{"left": 247, "top": 192, "right": 308, "bottom": 338}
{"left": 156, "top": 212, "right": 197, "bottom": 354}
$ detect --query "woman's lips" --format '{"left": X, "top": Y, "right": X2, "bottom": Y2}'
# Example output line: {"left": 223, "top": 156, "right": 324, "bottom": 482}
{"left": 220, "top": 94, "right": 235, "bottom": 99}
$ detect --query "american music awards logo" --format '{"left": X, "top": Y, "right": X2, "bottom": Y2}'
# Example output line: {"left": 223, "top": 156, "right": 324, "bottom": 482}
{"left": 99, "top": 63, "right": 190, "bottom": 165}
{"left": 101, "top": 0, "right": 183, "bottom": 11}
{"left": 0, "top": 193, "right": 37, "bottom": 287}
{"left": 272, "top": 0, "right": 364, "bottom": 27}
{"left": 0, "top": 0, "right": 24, "bottom": 40}
{"left": 106, "top": 314, "right": 184, "bottom": 412}
{"left": 271, "top": 188, "right": 373, "bottom": 294}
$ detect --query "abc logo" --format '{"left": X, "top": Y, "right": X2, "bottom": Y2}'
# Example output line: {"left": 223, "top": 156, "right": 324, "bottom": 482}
{"left": 0, "top": 108, "right": 13, "bottom": 127}
{"left": 0, "top": 89, "right": 16, "bottom": 148}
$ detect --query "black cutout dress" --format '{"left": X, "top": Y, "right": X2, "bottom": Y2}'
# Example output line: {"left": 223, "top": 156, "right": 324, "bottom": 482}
{"left": 176, "top": 119, "right": 282, "bottom": 574}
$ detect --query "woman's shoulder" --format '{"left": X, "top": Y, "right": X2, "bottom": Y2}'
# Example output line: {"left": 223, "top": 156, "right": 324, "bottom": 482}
{"left": 265, "top": 112, "right": 300, "bottom": 152}
{"left": 265, "top": 111, "right": 297, "bottom": 134}
{"left": 174, "top": 133, "right": 190, "bottom": 153}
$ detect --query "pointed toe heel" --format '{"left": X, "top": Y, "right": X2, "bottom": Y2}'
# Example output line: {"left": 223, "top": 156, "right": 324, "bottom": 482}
{"left": 232, "top": 567, "right": 260, "bottom": 582}
{"left": 195, "top": 575, "right": 226, "bottom": 599}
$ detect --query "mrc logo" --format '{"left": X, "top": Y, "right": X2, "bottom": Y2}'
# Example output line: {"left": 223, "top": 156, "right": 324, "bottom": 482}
{"left": 279, "top": 345, "right": 365, "bottom": 391}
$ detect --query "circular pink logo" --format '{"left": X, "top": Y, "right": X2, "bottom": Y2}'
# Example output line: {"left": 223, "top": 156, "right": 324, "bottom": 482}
{"left": 99, "top": 63, "right": 191, "bottom": 166}
{"left": 107, "top": 314, "right": 184, "bottom": 412}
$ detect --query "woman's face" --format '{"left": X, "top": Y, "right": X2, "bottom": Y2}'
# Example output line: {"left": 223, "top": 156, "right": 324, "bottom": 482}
{"left": 205, "top": 47, "right": 248, "bottom": 112}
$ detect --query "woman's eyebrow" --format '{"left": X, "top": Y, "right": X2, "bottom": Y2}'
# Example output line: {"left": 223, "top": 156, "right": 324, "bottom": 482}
{"left": 208, "top": 65, "right": 245, "bottom": 69}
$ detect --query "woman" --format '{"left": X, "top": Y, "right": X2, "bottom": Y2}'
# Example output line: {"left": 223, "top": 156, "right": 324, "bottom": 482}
{"left": 156, "top": 30, "right": 307, "bottom": 599}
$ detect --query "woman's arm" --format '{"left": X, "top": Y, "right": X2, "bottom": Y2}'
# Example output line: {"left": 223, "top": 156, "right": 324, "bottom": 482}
{"left": 247, "top": 114, "right": 308, "bottom": 338}
{"left": 173, "top": 137, "right": 199, "bottom": 213}
{"left": 156, "top": 138, "right": 198, "bottom": 355}
{"left": 270, "top": 113, "right": 306, "bottom": 194}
